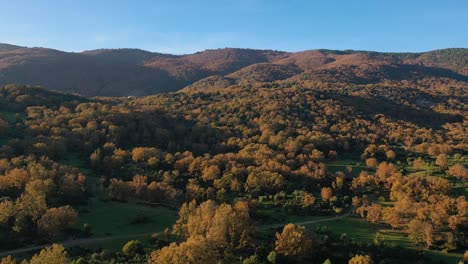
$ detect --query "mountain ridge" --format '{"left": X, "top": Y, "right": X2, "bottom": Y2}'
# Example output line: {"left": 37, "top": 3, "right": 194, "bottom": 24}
{"left": 0, "top": 43, "right": 466, "bottom": 96}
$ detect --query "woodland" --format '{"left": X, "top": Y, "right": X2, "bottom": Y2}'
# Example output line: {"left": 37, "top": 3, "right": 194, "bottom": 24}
{"left": 0, "top": 46, "right": 466, "bottom": 263}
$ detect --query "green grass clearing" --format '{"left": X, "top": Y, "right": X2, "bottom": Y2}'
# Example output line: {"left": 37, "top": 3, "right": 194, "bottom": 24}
{"left": 256, "top": 206, "right": 338, "bottom": 226}
{"left": 78, "top": 198, "right": 178, "bottom": 238}
{"left": 325, "top": 159, "right": 366, "bottom": 177}
{"left": 76, "top": 235, "right": 153, "bottom": 252}
{"left": 303, "top": 217, "right": 463, "bottom": 264}
{"left": 304, "top": 217, "right": 380, "bottom": 242}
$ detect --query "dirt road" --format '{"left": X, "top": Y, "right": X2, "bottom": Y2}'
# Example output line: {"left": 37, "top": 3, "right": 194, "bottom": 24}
{"left": 0, "top": 212, "right": 351, "bottom": 257}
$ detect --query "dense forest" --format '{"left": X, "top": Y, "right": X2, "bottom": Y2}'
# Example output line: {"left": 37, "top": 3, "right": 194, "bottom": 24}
{"left": 0, "top": 46, "right": 466, "bottom": 263}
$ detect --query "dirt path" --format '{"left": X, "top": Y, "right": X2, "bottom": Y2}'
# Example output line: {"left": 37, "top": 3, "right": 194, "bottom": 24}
{"left": 261, "top": 211, "right": 352, "bottom": 230}
{"left": 0, "top": 212, "right": 352, "bottom": 257}
{"left": 0, "top": 232, "right": 155, "bottom": 257}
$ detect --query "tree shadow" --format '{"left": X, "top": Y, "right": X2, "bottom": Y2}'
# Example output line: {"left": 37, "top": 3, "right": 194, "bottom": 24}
{"left": 380, "top": 64, "right": 468, "bottom": 83}
{"left": 326, "top": 93, "right": 463, "bottom": 129}
{"left": 313, "top": 64, "right": 468, "bottom": 84}
{"left": 105, "top": 109, "right": 229, "bottom": 155}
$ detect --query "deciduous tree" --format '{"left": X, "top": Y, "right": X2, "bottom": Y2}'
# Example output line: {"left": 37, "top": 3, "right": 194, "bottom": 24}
{"left": 275, "top": 224, "right": 315, "bottom": 258}
{"left": 37, "top": 206, "right": 78, "bottom": 237}
{"left": 29, "top": 244, "right": 69, "bottom": 264}
{"left": 349, "top": 255, "right": 373, "bottom": 264}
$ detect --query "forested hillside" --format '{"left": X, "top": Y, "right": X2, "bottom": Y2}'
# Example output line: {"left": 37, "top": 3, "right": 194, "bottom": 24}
{"left": 0, "top": 43, "right": 466, "bottom": 96}
{"left": 0, "top": 56, "right": 466, "bottom": 264}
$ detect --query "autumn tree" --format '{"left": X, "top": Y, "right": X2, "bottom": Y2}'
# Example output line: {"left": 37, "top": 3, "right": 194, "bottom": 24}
{"left": 0, "top": 200, "right": 16, "bottom": 229}
{"left": 386, "top": 150, "right": 396, "bottom": 160}
{"left": 173, "top": 200, "right": 197, "bottom": 236}
{"left": 321, "top": 187, "right": 333, "bottom": 201}
{"left": 383, "top": 207, "right": 401, "bottom": 229}
{"left": 310, "top": 149, "right": 324, "bottom": 162}
{"left": 130, "top": 175, "right": 148, "bottom": 198}
{"left": 29, "top": 244, "right": 69, "bottom": 264}
{"left": 202, "top": 165, "right": 221, "bottom": 182}
{"left": 90, "top": 149, "right": 101, "bottom": 168}
{"left": 0, "top": 256, "right": 16, "bottom": 264}
{"left": 328, "top": 150, "right": 337, "bottom": 160}
{"left": 366, "top": 203, "right": 382, "bottom": 223}
{"left": 412, "top": 158, "right": 426, "bottom": 169}
{"left": 365, "top": 158, "right": 378, "bottom": 168}
{"left": 435, "top": 154, "right": 448, "bottom": 170}
{"left": 375, "top": 162, "right": 398, "bottom": 181}
{"left": 275, "top": 224, "right": 316, "bottom": 258}
{"left": 173, "top": 200, "right": 254, "bottom": 251}
{"left": 108, "top": 178, "right": 132, "bottom": 201}
{"left": 245, "top": 171, "right": 284, "bottom": 194}
{"left": 147, "top": 181, "right": 179, "bottom": 203}
{"left": 131, "top": 147, "right": 159, "bottom": 163}
{"left": 348, "top": 255, "right": 373, "bottom": 264}
{"left": 448, "top": 164, "right": 467, "bottom": 179}
{"left": 301, "top": 192, "right": 316, "bottom": 207}
{"left": 37, "top": 206, "right": 78, "bottom": 237}
{"left": 14, "top": 193, "right": 47, "bottom": 233}
{"left": 407, "top": 219, "right": 433, "bottom": 247}
{"left": 149, "top": 236, "right": 218, "bottom": 264}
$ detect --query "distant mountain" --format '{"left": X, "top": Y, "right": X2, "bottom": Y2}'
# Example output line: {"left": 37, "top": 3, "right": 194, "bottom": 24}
{"left": 412, "top": 49, "right": 468, "bottom": 75}
{"left": 0, "top": 43, "right": 466, "bottom": 96}
{"left": 0, "top": 43, "right": 24, "bottom": 52}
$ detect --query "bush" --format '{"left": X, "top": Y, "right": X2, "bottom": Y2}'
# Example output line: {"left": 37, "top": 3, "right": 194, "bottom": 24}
{"left": 267, "top": 251, "right": 277, "bottom": 263}
{"left": 122, "top": 240, "right": 144, "bottom": 258}
{"left": 130, "top": 212, "right": 150, "bottom": 225}
{"left": 334, "top": 207, "right": 344, "bottom": 214}
{"left": 243, "top": 254, "right": 260, "bottom": 264}
{"left": 83, "top": 223, "right": 92, "bottom": 236}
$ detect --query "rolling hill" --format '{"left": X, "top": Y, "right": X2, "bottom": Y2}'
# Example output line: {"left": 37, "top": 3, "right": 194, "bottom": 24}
{"left": 0, "top": 43, "right": 466, "bottom": 96}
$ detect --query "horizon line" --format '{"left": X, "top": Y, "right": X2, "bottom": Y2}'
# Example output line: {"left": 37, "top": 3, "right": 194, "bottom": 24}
{"left": 1, "top": 41, "right": 467, "bottom": 56}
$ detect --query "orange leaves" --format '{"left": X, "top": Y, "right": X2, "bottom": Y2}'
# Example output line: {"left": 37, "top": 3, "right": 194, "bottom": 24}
{"left": 275, "top": 224, "right": 316, "bottom": 258}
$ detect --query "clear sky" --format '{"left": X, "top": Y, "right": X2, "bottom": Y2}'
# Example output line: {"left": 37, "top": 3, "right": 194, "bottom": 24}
{"left": 0, "top": 0, "right": 467, "bottom": 54}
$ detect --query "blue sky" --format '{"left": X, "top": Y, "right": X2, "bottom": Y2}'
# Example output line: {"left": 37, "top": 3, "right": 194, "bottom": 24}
{"left": 0, "top": 0, "right": 466, "bottom": 54}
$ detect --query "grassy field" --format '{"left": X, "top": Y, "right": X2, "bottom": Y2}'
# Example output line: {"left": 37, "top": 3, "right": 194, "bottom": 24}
{"left": 304, "top": 217, "right": 381, "bottom": 241}
{"left": 78, "top": 199, "right": 178, "bottom": 238}
{"left": 256, "top": 199, "right": 463, "bottom": 264}
{"left": 58, "top": 153, "right": 102, "bottom": 190}
{"left": 58, "top": 152, "right": 179, "bottom": 250}
{"left": 325, "top": 159, "right": 366, "bottom": 177}
{"left": 59, "top": 153, "right": 95, "bottom": 177}
{"left": 256, "top": 205, "right": 339, "bottom": 226}
{"left": 76, "top": 235, "right": 155, "bottom": 252}
{"left": 302, "top": 217, "right": 463, "bottom": 264}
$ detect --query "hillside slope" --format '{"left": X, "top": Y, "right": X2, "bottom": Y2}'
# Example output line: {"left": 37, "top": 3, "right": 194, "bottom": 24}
{"left": 0, "top": 44, "right": 466, "bottom": 96}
